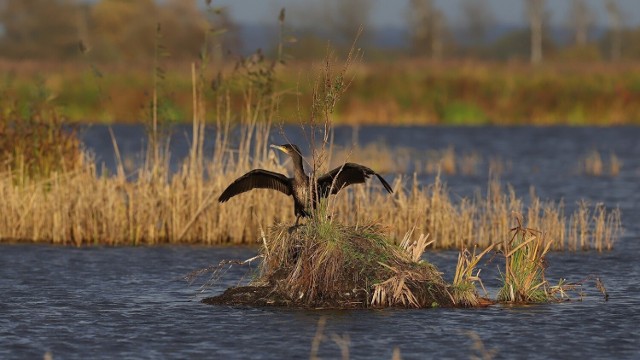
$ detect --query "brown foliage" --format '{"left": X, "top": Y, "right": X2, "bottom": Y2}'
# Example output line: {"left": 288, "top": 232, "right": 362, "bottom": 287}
{"left": 0, "top": 107, "right": 81, "bottom": 180}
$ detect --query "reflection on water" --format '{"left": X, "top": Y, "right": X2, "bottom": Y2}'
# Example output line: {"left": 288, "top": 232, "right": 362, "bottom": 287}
{"left": 0, "top": 126, "right": 638, "bottom": 359}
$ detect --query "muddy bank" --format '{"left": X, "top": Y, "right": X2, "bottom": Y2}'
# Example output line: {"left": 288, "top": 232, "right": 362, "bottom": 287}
{"left": 202, "top": 285, "right": 453, "bottom": 309}
{"left": 202, "top": 286, "right": 292, "bottom": 307}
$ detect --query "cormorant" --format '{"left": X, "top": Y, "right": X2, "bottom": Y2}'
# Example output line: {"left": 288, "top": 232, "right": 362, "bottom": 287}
{"left": 218, "top": 144, "right": 393, "bottom": 224}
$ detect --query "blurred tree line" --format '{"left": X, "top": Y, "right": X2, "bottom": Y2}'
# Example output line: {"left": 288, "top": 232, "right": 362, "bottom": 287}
{"left": 0, "top": 0, "right": 240, "bottom": 62}
{"left": 285, "top": 0, "right": 640, "bottom": 64}
{"left": 1, "top": 0, "right": 640, "bottom": 64}
{"left": 402, "top": 0, "right": 636, "bottom": 63}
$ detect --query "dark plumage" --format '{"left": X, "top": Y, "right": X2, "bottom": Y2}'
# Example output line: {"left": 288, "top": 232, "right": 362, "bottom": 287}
{"left": 218, "top": 144, "right": 393, "bottom": 224}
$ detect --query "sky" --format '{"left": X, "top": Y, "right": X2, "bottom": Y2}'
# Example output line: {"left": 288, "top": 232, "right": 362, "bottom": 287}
{"left": 212, "top": 0, "right": 640, "bottom": 28}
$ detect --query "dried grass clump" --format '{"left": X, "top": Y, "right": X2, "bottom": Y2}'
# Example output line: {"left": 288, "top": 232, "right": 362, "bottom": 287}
{"left": 452, "top": 243, "right": 494, "bottom": 307}
{"left": 255, "top": 219, "right": 455, "bottom": 309}
{"left": 581, "top": 150, "right": 622, "bottom": 177}
{"left": 609, "top": 152, "right": 622, "bottom": 176}
{"left": 497, "top": 215, "right": 552, "bottom": 303}
{"left": 496, "top": 213, "right": 601, "bottom": 304}
{"left": 583, "top": 150, "right": 604, "bottom": 176}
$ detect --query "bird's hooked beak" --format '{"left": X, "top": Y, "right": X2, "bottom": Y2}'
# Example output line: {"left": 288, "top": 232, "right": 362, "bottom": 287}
{"left": 270, "top": 144, "right": 288, "bottom": 154}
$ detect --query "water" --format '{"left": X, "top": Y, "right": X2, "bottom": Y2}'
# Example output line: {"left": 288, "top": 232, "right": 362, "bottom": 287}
{"left": 82, "top": 124, "right": 640, "bottom": 211}
{"left": 1, "top": 126, "right": 639, "bottom": 359}
{"left": 2, "top": 244, "right": 639, "bottom": 359}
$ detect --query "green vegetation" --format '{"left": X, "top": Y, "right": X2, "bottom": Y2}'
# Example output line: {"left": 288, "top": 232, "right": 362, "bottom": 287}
{"left": 2, "top": 1, "right": 640, "bottom": 125}
{"left": 497, "top": 216, "right": 552, "bottom": 303}
{"left": 2, "top": 0, "right": 640, "bottom": 127}
{"left": 494, "top": 214, "right": 600, "bottom": 304}
{"left": 3, "top": 60, "right": 640, "bottom": 125}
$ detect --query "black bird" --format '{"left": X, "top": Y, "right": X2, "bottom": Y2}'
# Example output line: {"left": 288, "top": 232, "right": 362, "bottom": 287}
{"left": 218, "top": 144, "right": 393, "bottom": 225}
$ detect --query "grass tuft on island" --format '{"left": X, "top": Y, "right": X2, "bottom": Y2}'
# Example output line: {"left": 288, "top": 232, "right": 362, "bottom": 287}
{"left": 204, "top": 214, "right": 487, "bottom": 309}
{"left": 201, "top": 212, "right": 607, "bottom": 309}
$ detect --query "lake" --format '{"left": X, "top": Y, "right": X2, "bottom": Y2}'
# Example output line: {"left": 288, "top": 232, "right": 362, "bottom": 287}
{"left": 1, "top": 125, "right": 639, "bottom": 359}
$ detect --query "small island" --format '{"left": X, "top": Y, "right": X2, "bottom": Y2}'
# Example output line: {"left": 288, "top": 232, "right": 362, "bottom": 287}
{"left": 203, "top": 214, "right": 583, "bottom": 309}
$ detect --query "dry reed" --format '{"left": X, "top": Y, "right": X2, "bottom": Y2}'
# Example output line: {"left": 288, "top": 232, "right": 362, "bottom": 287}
{"left": 609, "top": 152, "right": 622, "bottom": 176}
{"left": 0, "top": 134, "right": 621, "bottom": 250}
{"left": 583, "top": 150, "right": 604, "bottom": 176}
{"left": 0, "top": 148, "right": 621, "bottom": 250}
{"left": 452, "top": 243, "right": 495, "bottom": 307}
{"left": 581, "top": 150, "right": 622, "bottom": 177}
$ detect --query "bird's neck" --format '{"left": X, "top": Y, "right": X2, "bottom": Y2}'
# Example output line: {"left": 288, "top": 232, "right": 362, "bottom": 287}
{"left": 292, "top": 154, "right": 307, "bottom": 182}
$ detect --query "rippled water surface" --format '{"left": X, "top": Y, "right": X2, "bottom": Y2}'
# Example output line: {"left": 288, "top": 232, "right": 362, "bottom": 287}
{"left": 1, "top": 126, "right": 639, "bottom": 359}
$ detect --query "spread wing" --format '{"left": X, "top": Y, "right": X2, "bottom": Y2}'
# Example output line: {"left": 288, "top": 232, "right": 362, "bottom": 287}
{"left": 317, "top": 163, "right": 393, "bottom": 197}
{"left": 218, "top": 169, "right": 292, "bottom": 202}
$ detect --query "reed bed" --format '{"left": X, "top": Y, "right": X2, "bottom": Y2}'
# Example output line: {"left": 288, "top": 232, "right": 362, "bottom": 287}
{"left": 0, "top": 102, "right": 621, "bottom": 250}
{"left": 0, "top": 142, "right": 621, "bottom": 251}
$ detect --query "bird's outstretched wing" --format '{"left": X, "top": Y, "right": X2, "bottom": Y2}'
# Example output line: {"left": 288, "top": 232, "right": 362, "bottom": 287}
{"left": 317, "top": 163, "right": 393, "bottom": 197}
{"left": 218, "top": 169, "right": 292, "bottom": 202}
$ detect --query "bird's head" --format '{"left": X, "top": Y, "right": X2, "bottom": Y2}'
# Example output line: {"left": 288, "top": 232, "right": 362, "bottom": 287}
{"left": 270, "top": 143, "right": 301, "bottom": 157}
